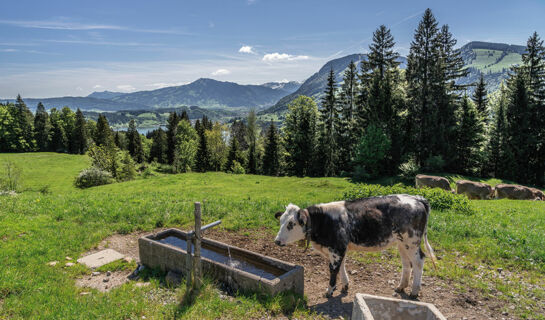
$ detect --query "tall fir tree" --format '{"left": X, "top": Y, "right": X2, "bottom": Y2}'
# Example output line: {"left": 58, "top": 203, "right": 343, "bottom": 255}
{"left": 283, "top": 96, "right": 319, "bottom": 176}
{"left": 520, "top": 32, "right": 545, "bottom": 185}
{"left": 95, "top": 114, "right": 113, "bottom": 147}
{"left": 472, "top": 74, "right": 488, "bottom": 119}
{"left": 49, "top": 108, "right": 68, "bottom": 152}
{"left": 166, "top": 112, "right": 180, "bottom": 164}
{"left": 195, "top": 120, "right": 211, "bottom": 172}
{"left": 454, "top": 96, "right": 485, "bottom": 174}
{"left": 246, "top": 110, "right": 259, "bottom": 174}
{"left": 33, "top": 102, "right": 51, "bottom": 151}
{"left": 14, "top": 95, "right": 35, "bottom": 151}
{"left": 149, "top": 128, "right": 168, "bottom": 163}
{"left": 72, "top": 109, "right": 87, "bottom": 154}
{"left": 127, "top": 119, "right": 144, "bottom": 162}
{"left": 318, "top": 68, "right": 339, "bottom": 176}
{"left": 360, "top": 25, "right": 404, "bottom": 174}
{"left": 338, "top": 60, "right": 359, "bottom": 171}
{"left": 505, "top": 72, "right": 532, "bottom": 183}
{"left": 262, "top": 121, "right": 280, "bottom": 176}
{"left": 226, "top": 135, "right": 244, "bottom": 172}
{"left": 487, "top": 84, "right": 510, "bottom": 177}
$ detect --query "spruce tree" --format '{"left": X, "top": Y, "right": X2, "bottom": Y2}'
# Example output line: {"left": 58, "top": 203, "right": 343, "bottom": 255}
{"left": 283, "top": 96, "right": 319, "bottom": 176}
{"left": 262, "top": 121, "right": 280, "bottom": 176}
{"left": 472, "top": 74, "right": 488, "bottom": 119}
{"left": 14, "top": 95, "right": 35, "bottom": 151}
{"left": 149, "top": 128, "right": 168, "bottom": 163}
{"left": 166, "top": 112, "right": 180, "bottom": 164}
{"left": 246, "top": 110, "right": 259, "bottom": 174}
{"left": 33, "top": 102, "right": 51, "bottom": 151}
{"left": 505, "top": 72, "right": 532, "bottom": 182}
{"left": 49, "top": 108, "right": 68, "bottom": 152}
{"left": 72, "top": 109, "right": 87, "bottom": 154}
{"left": 454, "top": 96, "right": 485, "bottom": 174}
{"left": 318, "top": 68, "right": 339, "bottom": 176}
{"left": 359, "top": 25, "right": 404, "bottom": 174}
{"left": 487, "top": 84, "right": 509, "bottom": 177}
{"left": 195, "top": 122, "right": 211, "bottom": 172}
{"left": 338, "top": 60, "right": 358, "bottom": 171}
{"left": 226, "top": 135, "right": 244, "bottom": 172}
{"left": 95, "top": 114, "right": 113, "bottom": 147}
{"left": 127, "top": 119, "right": 144, "bottom": 163}
{"left": 180, "top": 110, "right": 189, "bottom": 122}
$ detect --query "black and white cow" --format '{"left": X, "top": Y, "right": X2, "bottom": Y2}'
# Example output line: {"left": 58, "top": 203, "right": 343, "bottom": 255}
{"left": 274, "top": 194, "right": 437, "bottom": 298}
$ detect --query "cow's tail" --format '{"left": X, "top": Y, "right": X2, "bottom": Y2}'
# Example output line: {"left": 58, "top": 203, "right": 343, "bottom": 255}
{"left": 417, "top": 197, "right": 438, "bottom": 271}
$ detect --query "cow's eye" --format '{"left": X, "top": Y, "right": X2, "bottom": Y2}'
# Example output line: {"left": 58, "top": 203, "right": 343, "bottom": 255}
{"left": 287, "top": 221, "right": 294, "bottom": 230}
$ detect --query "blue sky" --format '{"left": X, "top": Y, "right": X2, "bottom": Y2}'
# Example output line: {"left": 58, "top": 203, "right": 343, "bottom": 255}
{"left": 0, "top": 0, "right": 543, "bottom": 98}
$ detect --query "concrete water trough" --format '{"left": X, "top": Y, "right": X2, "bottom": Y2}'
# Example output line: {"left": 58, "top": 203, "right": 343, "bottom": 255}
{"left": 352, "top": 293, "right": 446, "bottom": 320}
{"left": 138, "top": 228, "right": 304, "bottom": 295}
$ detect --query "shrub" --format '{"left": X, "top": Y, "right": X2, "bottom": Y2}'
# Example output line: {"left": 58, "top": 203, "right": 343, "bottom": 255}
{"left": 74, "top": 167, "right": 113, "bottom": 189}
{"left": 117, "top": 151, "right": 137, "bottom": 182}
{"left": 398, "top": 156, "right": 420, "bottom": 181}
{"left": 424, "top": 155, "right": 445, "bottom": 172}
{"left": 0, "top": 161, "right": 22, "bottom": 192}
{"left": 352, "top": 124, "right": 391, "bottom": 180}
{"left": 343, "top": 183, "right": 473, "bottom": 215}
{"left": 142, "top": 166, "right": 155, "bottom": 178}
{"left": 230, "top": 160, "right": 245, "bottom": 174}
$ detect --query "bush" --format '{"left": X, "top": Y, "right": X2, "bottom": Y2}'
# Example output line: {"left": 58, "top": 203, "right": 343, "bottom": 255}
{"left": 343, "top": 183, "right": 473, "bottom": 215}
{"left": 0, "top": 161, "right": 22, "bottom": 192}
{"left": 230, "top": 161, "right": 245, "bottom": 174}
{"left": 117, "top": 151, "right": 137, "bottom": 182}
{"left": 398, "top": 156, "right": 420, "bottom": 181}
{"left": 424, "top": 155, "right": 445, "bottom": 172}
{"left": 74, "top": 167, "right": 113, "bottom": 189}
{"left": 352, "top": 124, "right": 391, "bottom": 180}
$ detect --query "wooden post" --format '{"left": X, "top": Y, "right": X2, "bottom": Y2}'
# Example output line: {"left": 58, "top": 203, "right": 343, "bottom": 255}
{"left": 185, "top": 233, "right": 193, "bottom": 293}
{"left": 193, "top": 202, "right": 202, "bottom": 291}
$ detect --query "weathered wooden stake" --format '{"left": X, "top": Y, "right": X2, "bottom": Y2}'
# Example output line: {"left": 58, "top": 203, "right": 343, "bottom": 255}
{"left": 185, "top": 233, "right": 193, "bottom": 293}
{"left": 193, "top": 202, "right": 202, "bottom": 291}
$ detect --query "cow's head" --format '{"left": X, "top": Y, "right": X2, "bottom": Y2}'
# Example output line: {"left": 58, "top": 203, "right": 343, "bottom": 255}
{"left": 488, "top": 187, "right": 495, "bottom": 199}
{"left": 274, "top": 204, "right": 309, "bottom": 246}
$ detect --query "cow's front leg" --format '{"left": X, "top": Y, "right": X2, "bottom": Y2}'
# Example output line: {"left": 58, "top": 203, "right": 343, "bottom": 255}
{"left": 340, "top": 258, "right": 349, "bottom": 293}
{"left": 325, "top": 249, "right": 345, "bottom": 298}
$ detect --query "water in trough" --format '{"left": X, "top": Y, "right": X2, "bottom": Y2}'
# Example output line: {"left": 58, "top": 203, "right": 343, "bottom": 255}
{"left": 158, "top": 236, "right": 284, "bottom": 281}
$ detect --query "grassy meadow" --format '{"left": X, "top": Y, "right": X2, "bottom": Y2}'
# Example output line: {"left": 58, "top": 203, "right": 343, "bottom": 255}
{"left": 0, "top": 153, "right": 544, "bottom": 319}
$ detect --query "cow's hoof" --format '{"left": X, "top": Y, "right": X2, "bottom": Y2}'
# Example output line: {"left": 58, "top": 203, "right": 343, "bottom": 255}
{"left": 394, "top": 287, "right": 405, "bottom": 293}
{"left": 341, "top": 284, "right": 349, "bottom": 294}
{"left": 324, "top": 292, "right": 333, "bottom": 298}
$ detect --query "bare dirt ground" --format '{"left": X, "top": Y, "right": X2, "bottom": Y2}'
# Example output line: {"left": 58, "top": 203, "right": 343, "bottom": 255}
{"left": 79, "top": 228, "right": 520, "bottom": 319}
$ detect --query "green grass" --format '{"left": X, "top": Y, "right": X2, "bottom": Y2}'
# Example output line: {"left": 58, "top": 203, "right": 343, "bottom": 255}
{"left": 467, "top": 49, "right": 522, "bottom": 74}
{"left": 0, "top": 153, "right": 544, "bottom": 319}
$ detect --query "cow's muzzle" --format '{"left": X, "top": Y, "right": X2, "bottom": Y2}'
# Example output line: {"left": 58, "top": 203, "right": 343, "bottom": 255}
{"left": 275, "top": 240, "right": 285, "bottom": 247}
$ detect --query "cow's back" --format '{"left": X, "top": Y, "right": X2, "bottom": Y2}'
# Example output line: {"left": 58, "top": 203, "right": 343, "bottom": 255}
{"left": 415, "top": 174, "right": 451, "bottom": 191}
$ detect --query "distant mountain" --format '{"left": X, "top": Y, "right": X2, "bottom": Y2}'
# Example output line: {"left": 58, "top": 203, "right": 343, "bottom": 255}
{"left": 87, "top": 91, "right": 125, "bottom": 100}
{"left": 110, "top": 78, "right": 293, "bottom": 110}
{"left": 261, "top": 54, "right": 407, "bottom": 115}
{"left": 260, "top": 81, "right": 301, "bottom": 93}
{"left": 458, "top": 41, "right": 526, "bottom": 90}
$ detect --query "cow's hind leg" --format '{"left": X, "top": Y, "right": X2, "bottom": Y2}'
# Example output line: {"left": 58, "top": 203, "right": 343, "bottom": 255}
{"left": 325, "top": 249, "right": 345, "bottom": 298}
{"left": 407, "top": 243, "right": 425, "bottom": 298}
{"left": 340, "top": 257, "right": 349, "bottom": 294}
{"left": 396, "top": 243, "right": 412, "bottom": 293}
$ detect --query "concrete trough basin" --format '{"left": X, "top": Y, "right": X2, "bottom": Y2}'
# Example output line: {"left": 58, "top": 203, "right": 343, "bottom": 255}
{"left": 352, "top": 293, "right": 446, "bottom": 320}
{"left": 138, "top": 228, "right": 304, "bottom": 295}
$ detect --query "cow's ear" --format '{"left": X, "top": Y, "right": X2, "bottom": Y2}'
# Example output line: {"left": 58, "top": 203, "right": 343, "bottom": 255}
{"left": 274, "top": 211, "right": 284, "bottom": 220}
{"left": 297, "top": 209, "right": 309, "bottom": 226}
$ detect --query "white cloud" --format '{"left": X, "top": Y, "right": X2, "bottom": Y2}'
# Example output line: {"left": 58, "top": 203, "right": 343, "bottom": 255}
{"left": 262, "top": 53, "right": 309, "bottom": 62}
{"left": 76, "top": 86, "right": 83, "bottom": 91}
{"left": 93, "top": 84, "right": 103, "bottom": 89}
{"left": 211, "top": 69, "right": 231, "bottom": 76}
{"left": 0, "top": 48, "right": 18, "bottom": 52}
{"left": 116, "top": 84, "right": 136, "bottom": 92}
{"left": 0, "top": 19, "right": 192, "bottom": 35}
{"left": 238, "top": 45, "right": 256, "bottom": 54}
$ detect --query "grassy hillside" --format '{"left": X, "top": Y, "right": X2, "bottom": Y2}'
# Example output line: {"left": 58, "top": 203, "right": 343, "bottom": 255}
{"left": 0, "top": 153, "right": 544, "bottom": 319}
